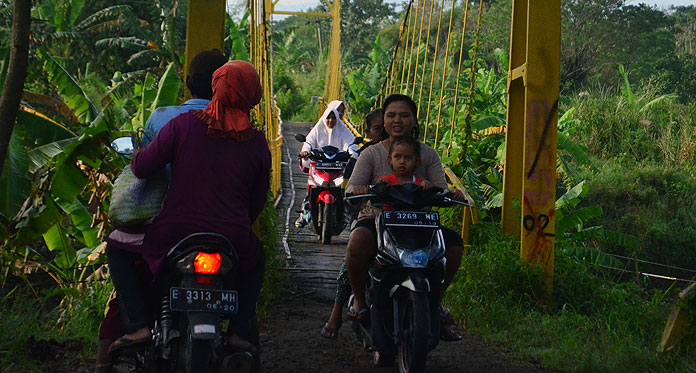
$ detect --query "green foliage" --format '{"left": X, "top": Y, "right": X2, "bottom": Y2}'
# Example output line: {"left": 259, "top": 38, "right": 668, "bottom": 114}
{"left": 446, "top": 223, "right": 695, "bottom": 371}
{"left": 0, "top": 281, "right": 113, "bottom": 370}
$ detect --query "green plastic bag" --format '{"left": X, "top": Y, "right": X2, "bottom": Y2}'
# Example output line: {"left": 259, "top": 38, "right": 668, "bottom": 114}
{"left": 109, "top": 166, "right": 169, "bottom": 227}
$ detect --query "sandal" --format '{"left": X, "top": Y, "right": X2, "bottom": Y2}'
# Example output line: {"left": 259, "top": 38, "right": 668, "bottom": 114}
{"left": 439, "top": 308, "right": 462, "bottom": 342}
{"left": 107, "top": 335, "right": 151, "bottom": 354}
{"left": 347, "top": 306, "right": 370, "bottom": 328}
{"left": 320, "top": 320, "right": 342, "bottom": 339}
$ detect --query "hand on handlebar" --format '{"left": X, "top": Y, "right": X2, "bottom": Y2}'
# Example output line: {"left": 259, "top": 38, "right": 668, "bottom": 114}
{"left": 449, "top": 189, "right": 474, "bottom": 206}
{"left": 300, "top": 150, "right": 308, "bottom": 158}
{"left": 351, "top": 185, "right": 370, "bottom": 195}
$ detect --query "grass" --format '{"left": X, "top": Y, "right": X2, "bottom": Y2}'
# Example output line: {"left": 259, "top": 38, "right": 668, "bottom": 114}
{"left": 444, "top": 222, "right": 696, "bottom": 372}
{"left": 0, "top": 278, "right": 113, "bottom": 371}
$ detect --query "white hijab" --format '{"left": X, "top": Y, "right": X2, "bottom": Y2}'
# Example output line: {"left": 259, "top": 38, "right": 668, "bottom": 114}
{"left": 327, "top": 100, "right": 344, "bottom": 118}
{"left": 302, "top": 106, "right": 358, "bottom": 158}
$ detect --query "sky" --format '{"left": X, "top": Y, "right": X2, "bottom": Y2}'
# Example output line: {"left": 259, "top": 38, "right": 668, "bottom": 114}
{"left": 267, "top": 0, "right": 694, "bottom": 12}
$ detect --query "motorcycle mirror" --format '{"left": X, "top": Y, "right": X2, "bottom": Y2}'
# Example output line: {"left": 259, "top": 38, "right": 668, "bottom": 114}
{"left": 353, "top": 137, "right": 364, "bottom": 145}
{"left": 111, "top": 137, "right": 135, "bottom": 155}
{"left": 295, "top": 134, "right": 306, "bottom": 143}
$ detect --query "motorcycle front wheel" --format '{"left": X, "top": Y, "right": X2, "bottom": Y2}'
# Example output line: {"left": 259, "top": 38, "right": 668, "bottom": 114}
{"left": 397, "top": 291, "right": 429, "bottom": 373}
{"left": 321, "top": 203, "right": 332, "bottom": 244}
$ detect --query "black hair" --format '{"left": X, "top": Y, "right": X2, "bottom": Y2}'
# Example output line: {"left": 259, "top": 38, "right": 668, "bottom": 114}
{"left": 186, "top": 49, "right": 228, "bottom": 99}
{"left": 389, "top": 135, "right": 420, "bottom": 158}
{"left": 382, "top": 94, "right": 420, "bottom": 139}
{"left": 364, "top": 108, "right": 388, "bottom": 141}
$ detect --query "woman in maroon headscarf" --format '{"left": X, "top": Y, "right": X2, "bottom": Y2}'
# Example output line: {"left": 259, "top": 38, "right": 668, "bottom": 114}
{"left": 105, "top": 61, "right": 271, "bottom": 352}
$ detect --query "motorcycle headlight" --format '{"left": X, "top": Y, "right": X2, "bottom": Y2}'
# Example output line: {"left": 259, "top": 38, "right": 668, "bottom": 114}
{"left": 332, "top": 176, "right": 344, "bottom": 187}
{"left": 400, "top": 250, "right": 429, "bottom": 268}
{"left": 382, "top": 228, "right": 444, "bottom": 268}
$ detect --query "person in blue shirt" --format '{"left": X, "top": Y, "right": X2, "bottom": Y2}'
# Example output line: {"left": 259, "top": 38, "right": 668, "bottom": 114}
{"left": 142, "top": 49, "right": 228, "bottom": 145}
{"left": 95, "top": 49, "right": 227, "bottom": 373}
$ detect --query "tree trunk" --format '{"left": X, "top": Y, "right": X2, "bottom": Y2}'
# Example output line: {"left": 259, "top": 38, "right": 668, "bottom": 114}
{"left": 0, "top": 0, "right": 31, "bottom": 176}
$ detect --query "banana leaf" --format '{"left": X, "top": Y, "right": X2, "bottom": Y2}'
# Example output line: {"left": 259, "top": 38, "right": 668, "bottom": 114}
{"left": 41, "top": 51, "right": 99, "bottom": 123}
{"left": 556, "top": 205, "right": 603, "bottom": 236}
{"left": 55, "top": 197, "right": 98, "bottom": 247}
{"left": 555, "top": 181, "right": 587, "bottom": 211}
{"left": 0, "top": 46, "right": 9, "bottom": 94}
{"left": 16, "top": 105, "right": 76, "bottom": 146}
{"left": 0, "top": 130, "right": 31, "bottom": 218}
{"left": 149, "top": 62, "right": 180, "bottom": 113}
{"left": 27, "top": 137, "right": 79, "bottom": 172}
{"left": 42, "top": 223, "right": 76, "bottom": 269}
{"left": 50, "top": 161, "right": 89, "bottom": 203}
{"left": 558, "top": 131, "right": 596, "bottom": 172}
{"left": 14, "top": 198, "right": 63, "bottom": 245}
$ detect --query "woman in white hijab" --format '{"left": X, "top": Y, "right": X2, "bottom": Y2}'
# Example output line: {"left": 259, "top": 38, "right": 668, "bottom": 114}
{"left": 326, "top": 100, "right": 345, "bottom": 120}
{"left": 296, "top": 106, "right": 358, "bottom": 228}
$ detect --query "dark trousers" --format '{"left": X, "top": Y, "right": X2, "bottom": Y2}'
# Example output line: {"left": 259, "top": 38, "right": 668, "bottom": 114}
{"left": 229, "top": 249, "right": 266, "bottom": 338}
{"left": 106, "top": 245, "right": 154, "bottom": 334}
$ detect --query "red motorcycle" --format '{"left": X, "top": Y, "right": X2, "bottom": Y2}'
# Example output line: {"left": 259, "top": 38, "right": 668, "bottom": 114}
{"left": 295, "top": 134, "right": 360, "bottom": 244}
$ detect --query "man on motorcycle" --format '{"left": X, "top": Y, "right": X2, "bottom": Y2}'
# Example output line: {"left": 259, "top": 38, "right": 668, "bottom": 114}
{"left": 295, "top": 106, "right": 358, "bottom": 228}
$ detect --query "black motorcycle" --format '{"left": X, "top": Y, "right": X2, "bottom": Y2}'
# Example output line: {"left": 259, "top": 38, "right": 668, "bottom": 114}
{"left": 110, "top": 137, "right": 257, "bottom": 373}
{"left": 346, "top": 183, "right": 471, "bottom": 372}
{"left": 295, "top": 133, "right": 361, "bottom": 244}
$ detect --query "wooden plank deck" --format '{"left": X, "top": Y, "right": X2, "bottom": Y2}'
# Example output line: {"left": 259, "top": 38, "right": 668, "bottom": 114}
{"left": 275, "top": 122, "right": 350, "bottom": 300}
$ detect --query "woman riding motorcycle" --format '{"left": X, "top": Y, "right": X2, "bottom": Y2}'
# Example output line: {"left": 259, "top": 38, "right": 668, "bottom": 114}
{"left": 104, "top": 61, "right": 271, "bottom": 358}
{"left": 344, "top": 94, "right": 474, "bottom": 341}
{"left": 295, "top": 106, "right": 358, "bottom": 228}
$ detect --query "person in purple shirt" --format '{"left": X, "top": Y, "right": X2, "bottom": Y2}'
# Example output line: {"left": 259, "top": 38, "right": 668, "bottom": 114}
{"left": 99, "top": 61, "right": 270, "bottom": 367}
{"left": 95, "top": 50, "right": 228, "bottom": 372}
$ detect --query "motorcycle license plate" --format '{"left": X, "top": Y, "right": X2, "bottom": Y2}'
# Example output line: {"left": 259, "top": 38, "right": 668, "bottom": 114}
{"left": 382, "top": 211, "right": 440, "bottom": 227}
{"left": 170, "top": 287, "right": 238, "bottom": 314}
{"left": 315, "top": 161, "right": 343, "bottom": 170}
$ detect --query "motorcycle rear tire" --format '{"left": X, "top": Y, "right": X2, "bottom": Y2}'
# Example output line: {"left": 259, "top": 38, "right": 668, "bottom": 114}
{"left": 321, "top": 204, "right": 332, "bottom": 244}
{"left": 177, "top": 317, "right": 213, "bottom": 373}
{"left": 397, "top": 291, "right": 429, "bottom": 373}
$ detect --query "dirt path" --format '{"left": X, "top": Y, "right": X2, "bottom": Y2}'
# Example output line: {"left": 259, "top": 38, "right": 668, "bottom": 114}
{"left": 258, "top": 123, "right": 544, "bottom": 372}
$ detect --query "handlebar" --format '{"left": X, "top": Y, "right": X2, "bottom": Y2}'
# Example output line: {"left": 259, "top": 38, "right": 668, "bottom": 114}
{"left": 345, "top": 185, "right": 475, "bottom": 209}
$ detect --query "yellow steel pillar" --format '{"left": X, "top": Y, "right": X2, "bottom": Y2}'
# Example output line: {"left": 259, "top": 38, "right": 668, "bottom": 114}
{"left": 184, "top": 0, "right": 227, "bottom": 99}
{"left": 501, "top": 0, "right": 527, "bottom": 238}
{"left": 502, "top": 0, "right": 560, "bottom": 289}
{"left": 323, "top": 0, "right": 342, "bottom": 102}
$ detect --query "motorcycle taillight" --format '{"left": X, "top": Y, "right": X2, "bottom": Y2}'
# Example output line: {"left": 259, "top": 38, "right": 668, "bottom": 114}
{"left": 194, "top": 252, "right": 221, "bottom": 274}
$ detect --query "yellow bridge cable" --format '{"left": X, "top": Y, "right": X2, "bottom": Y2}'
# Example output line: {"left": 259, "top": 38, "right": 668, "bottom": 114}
{"left": 416, "top": 0, "right": 435, "bottom": 117}
{"left": 404, "top": 0, "right": 423, "bottom": 96}
{"left": 446, "top": 0, "right": 471, "bottom": 152}
{"left": 410, "top": 0, "right": 428, "bottom": 96}
{"left": 398, "top": 1, "right": 416, "bottom": 94}
{"left": 463, "top": 0, "right": 485, "bottom": 151}
{"left": 378, "top": 0, "right": 412, "bottom": 107}
{"left": 390, "top": 0, "right": 415, "bottom": 98}
{"left": 423, "top": 0, "right": 446, "bottom": 142}
{"left": 433, "top": 0, "right": 457, "bottom": 149}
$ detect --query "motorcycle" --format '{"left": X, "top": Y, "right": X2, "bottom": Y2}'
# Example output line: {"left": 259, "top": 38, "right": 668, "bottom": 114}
{"left": 295, "top": 133, "right": 361, "bottom": 244}
{"left": 345, "top": 183, "right": 472, "bottom": 373}
{"left": 110, "top": 137, "right": 258, "bottom": 373}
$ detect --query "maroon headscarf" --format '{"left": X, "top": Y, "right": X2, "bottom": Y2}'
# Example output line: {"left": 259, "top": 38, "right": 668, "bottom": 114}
{"left": 193, "top": 61, "right": 263, "bottom": 141}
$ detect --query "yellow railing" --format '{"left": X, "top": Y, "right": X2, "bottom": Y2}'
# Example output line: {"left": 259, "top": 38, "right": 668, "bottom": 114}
{"left": 250, "top": 0, "right": 283, "bottom": 197}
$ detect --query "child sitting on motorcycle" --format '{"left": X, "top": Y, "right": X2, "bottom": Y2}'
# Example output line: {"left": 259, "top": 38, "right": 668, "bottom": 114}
{"left": 377, "top": 135, "right": 432, "bottom": 192}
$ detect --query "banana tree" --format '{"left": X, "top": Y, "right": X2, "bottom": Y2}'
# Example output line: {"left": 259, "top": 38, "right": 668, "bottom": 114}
{"left": 1, "top": 53, "right": 180, "bottom": 286}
